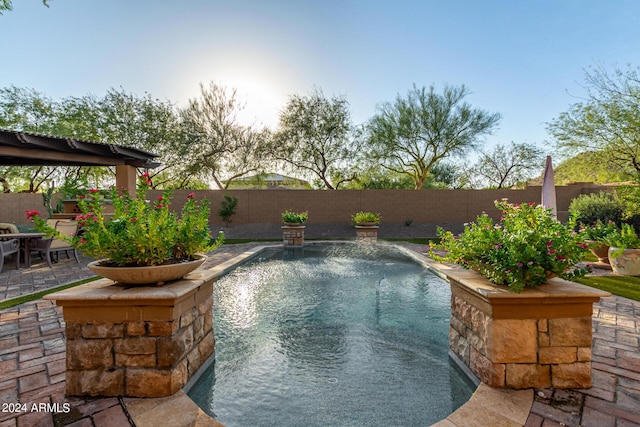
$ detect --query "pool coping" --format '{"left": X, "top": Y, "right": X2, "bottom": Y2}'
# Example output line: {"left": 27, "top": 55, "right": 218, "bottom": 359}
{"left": 122, "top": 241, "right": 533, "bottom": 427}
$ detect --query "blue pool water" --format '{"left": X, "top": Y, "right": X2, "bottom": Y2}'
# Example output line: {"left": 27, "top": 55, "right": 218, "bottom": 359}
{"left": 188, "top": 244, "right": 475, "bottom": 426}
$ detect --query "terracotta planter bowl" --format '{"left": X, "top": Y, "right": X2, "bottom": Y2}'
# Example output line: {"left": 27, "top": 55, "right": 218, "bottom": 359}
{"left": 88, "top": 254, "right": 207, "bottom": 285}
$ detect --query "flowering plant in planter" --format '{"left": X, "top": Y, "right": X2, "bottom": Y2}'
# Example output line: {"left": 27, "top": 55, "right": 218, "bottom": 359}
{"left": 27, "top": 173, "right": 223, "bottom": 267}
{"left": 578, "top": 219, "right": 619, "bottom": 244}
{"left": 604, "top": 223, "right": 640, "bottom": 258}
{"left": 430, "top": 199, "right": 589, "bottom": 293}
{"left": 351, "top": 211, "right": 381, "bottom": 225}
{"left": 281, "top": 210, "right": 308, "bottom": 224}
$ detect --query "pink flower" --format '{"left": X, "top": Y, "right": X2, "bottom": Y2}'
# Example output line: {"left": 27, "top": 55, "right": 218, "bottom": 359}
{"left": 495, "top": 244, "right": 502, "bottom": 249}
{"left": 89, "top": 189, "right": 99, "bottom": 193}
{"left": 77, "top": 195, "right": 85, "bottom": 199}
{"left": 546, "top": 241, "right": 553, "bottom": 247}
{"left": 556, "top": 255, "right": 566, "bottom": 260}
{"left": 130, "top": 217, "right": 137, "bottom": 222}
{"left": 157, "top": 196, "right": 164, "bottom": 201}
{"left": 25, "top": 210, "right": 40, "bottom": 220}
{"left": 517, "top": 263, "right": 524, "bottom": 267}
{"left": 187, "top": 192, "right": 195, "bottom": 199}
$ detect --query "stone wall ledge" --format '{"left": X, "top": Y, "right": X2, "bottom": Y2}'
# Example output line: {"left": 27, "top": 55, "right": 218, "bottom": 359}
{"left": 44, "top": 269, "right": 216, "bottom": 304}
{"left": 428, "top": 260, "right": 611, "bottom": 319}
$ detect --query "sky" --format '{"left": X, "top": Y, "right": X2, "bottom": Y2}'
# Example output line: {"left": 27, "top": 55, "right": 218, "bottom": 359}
{"left": 2, "top": 0, "right": 640, "bottom": 157}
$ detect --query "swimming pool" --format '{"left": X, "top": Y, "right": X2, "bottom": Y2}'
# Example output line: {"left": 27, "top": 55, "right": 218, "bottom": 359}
{"left": 188, "top": 243, "right": 476, "bottom": 426}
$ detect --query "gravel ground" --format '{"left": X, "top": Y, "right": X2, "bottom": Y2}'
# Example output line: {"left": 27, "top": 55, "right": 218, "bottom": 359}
{"left": 216, "top": 222, "right": 465, "bottom": 240}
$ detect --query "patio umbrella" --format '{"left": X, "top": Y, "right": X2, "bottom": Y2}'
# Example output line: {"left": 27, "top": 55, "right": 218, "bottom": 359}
{"left": 541, "top": 155, "right": 557, "bottom": 219}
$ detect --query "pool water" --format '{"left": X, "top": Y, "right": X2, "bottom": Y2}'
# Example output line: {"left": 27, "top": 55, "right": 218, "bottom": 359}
{"left": 188, "top": 244, "right": 475, "bottom": 426}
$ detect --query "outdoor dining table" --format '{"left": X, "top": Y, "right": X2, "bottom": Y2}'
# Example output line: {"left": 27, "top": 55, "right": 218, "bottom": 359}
{"left": 0, "top": 232, "right": 45, "bottom": 268}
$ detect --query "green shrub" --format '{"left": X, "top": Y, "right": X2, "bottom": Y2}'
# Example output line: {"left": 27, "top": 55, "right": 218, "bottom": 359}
{"left": 351, "top": 211, "right": 381, "bottom": 225}
{"left": 605, "top": 223, "right": 640, "bottom": 256}
{"left": 218, "top": 194, "right": 238, "bottom": 226}
{"left": 614, "top": 186, "right": 640, "bottom": 233}
{"left": 282, "top": 210, "right": 308, "bottom": 224}
{"left": 568, "top": 191, "right": 624, "bottom": 227}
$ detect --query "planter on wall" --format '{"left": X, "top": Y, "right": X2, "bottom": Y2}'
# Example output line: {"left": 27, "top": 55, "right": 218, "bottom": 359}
{"left": 609, "top": 247, "right": 640, "bottom": 276}
{"left": 44, "top": 265, "right": 216, "bottom": 398}
{"left": 355, "top": 224, "right": 379, "bottom": 243}
{"left": 282, "top": 224, "right": 305, "bottom": 246}
{"left": 87, "top": 254, "right": 207, "bottom": 285}
{"left": 430, "top": 260, "right": 610, "bottom": 389}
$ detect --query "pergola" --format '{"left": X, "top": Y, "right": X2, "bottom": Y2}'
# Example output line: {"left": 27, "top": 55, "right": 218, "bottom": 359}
{"left": 0, "top": 129, "right": 160, "bottom": 194}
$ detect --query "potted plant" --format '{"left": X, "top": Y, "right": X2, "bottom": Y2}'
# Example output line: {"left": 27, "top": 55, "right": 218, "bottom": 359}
{"left": 281, "top": 209, "right": 308, "bottom": 225}
{"left": 351, "top": 211, "right": 381, "bottom": 226}
{"left": 281, "top": 210, "right": 307, "bottom": 246}
{"left": 605, "top": 223, "right": 640, "bottom": 276}
{"left": 578, "top": 219, "right": 619, "bottom": 265}
{"left": 430, "top": 199, "right": 589, "bottom": 293}
{"left": 27, "top": 173, "right": 224, "bottom": 285}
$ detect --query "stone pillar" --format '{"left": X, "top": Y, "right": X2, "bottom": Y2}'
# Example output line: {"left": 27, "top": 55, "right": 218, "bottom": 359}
{"left": 44, "top": 270, "right": 215, "bottom": 398}
{"left": 282, "top": 225, "right": 305, "bottom": 246}
{"left": 440, "top": 265, "right": 609, "bottom": 389}
{"left": 355, "top": 225, "right": 379, "bottom": 243}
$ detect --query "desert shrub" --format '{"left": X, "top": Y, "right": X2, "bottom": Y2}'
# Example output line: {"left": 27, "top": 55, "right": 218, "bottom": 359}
{"left": 568, "top": 191, "right": 624, "bottom": 227}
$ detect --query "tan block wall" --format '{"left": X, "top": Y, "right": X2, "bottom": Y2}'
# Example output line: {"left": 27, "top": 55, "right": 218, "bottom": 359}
{"left": 63, "top": 284, "right": 214, "bottom": 398}
{"left": 156, "top": 183, "right": 605, "bottom": 225}
{"left": 1, "top": 183, "right": 606, "bottom": 226}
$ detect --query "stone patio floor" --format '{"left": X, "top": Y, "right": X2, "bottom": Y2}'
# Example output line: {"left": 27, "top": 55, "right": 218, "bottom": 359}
{"left": 0, "top": 242, "right": 639, "bottom": 426}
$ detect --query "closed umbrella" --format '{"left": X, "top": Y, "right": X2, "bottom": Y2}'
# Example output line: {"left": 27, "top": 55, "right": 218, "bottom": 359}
{"left": 541, "top": 155, "right": 557, "bottom": 219}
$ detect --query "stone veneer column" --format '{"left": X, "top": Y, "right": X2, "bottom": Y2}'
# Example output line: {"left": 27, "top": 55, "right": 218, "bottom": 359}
{"left": 44, "top": 269, "right": 215, "bottom": 398}
{"left": 355, "top": 225, "right": 379, "bottom": 243}
{"left": 282, "top": 225, "right": 305, "bottom": 246}
{"left": 439, "top": 265, "right": 609, "bottom": 390}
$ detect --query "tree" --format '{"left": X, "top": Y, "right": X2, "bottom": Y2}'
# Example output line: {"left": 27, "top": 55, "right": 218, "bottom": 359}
{"left": 367, "top": 84, "right": 501, "bottom": 189}
{"left": 548, "top": 65, "right": 640, "bottom": 181}
{"left": 552, "top": 150, "right": 632, "bottom": 185}
{"left": 0, "top": 85, "right": 59, "bottom": 133}
{"left": 348, "top": 161, "right": 461, "bottom": 189}
{"left": 0, "top": 86, "right": 191, "bottom": 191}
{"left": 463, "top": 142, "right": 544, "bottom": 189}
{"left": 57, "top": 88, "right": 188, "bottom": 188}
{"left": 270, "top": 88, "right": 358, "bottom": 190}
{"left": 0, "top": 86, "right": 69, "bottom": 192}
{"left": 180, "top": 82, "right": 269, "bottom": 189}
{"left": 0, "top": 0, "right": 49, "bottom": 14}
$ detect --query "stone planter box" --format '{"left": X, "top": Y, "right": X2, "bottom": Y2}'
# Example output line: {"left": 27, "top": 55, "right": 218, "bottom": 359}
{"left": 433, "top": 262, "right": 610, "bottom": 389}
{"left": 282, "top": 224, "right": 305, "bottom": 246}
{"left": 44, "top": 268, "right": 216, "bottom": 398}
{"left": 355, "top": 225, "right": 379, "bottom": 243}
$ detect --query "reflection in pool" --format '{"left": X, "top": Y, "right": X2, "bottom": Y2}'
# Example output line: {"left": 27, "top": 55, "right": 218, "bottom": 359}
{"left": 188, "top": 244, "right": 475, "bottom": 427}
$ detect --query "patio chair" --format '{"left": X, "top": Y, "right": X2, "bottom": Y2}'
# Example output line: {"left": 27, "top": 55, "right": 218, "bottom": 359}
{"left": 0, "top": 225, "right": 20, "bottom": 272}
{"left": 35, "top": 219, "right": 80, "bottom": 266}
